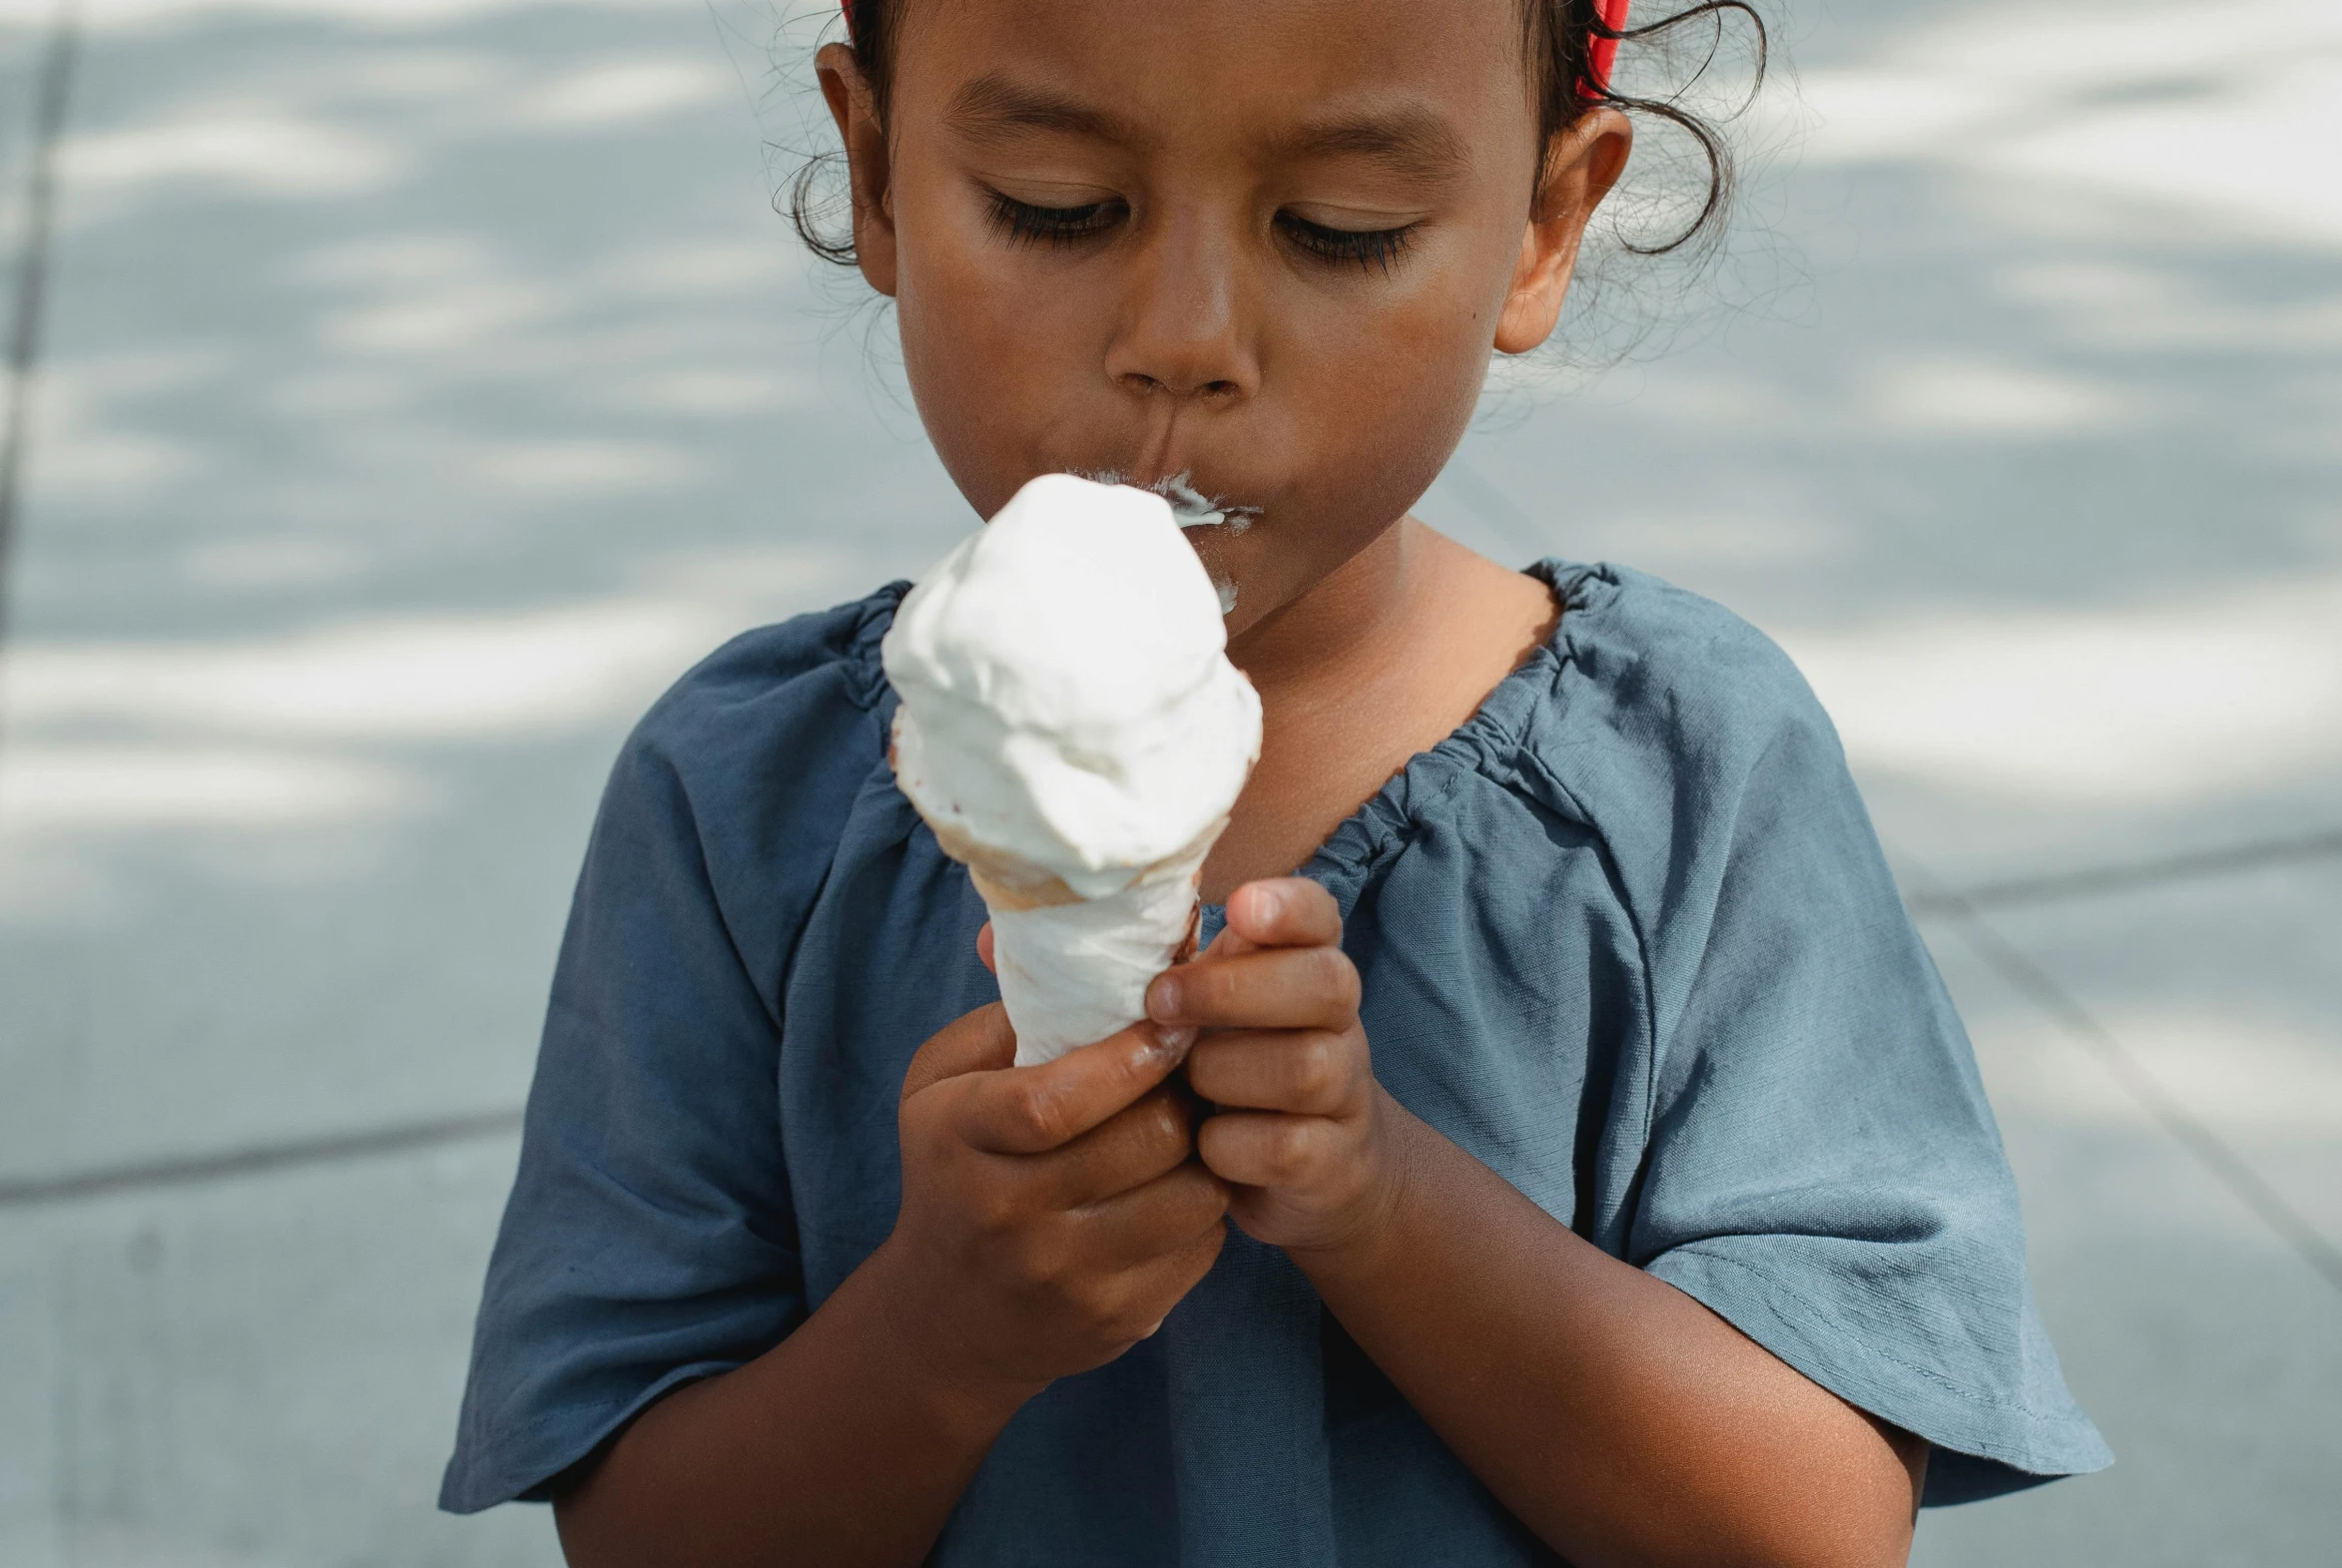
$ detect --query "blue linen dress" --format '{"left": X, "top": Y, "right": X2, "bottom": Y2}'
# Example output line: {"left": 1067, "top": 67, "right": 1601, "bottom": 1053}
{"left": 441, "top": 560, "right": 2109, "bottom": 1562}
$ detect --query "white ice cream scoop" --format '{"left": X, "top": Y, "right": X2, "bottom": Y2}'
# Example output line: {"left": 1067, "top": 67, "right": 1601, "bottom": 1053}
{"left": 882, "top": 472, "right": 1263, "bottom": 1064}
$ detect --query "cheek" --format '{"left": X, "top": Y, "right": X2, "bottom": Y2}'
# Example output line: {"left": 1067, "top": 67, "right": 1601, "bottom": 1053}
{"left": 1246, "top": 272, "right": 1497, "bottom": 550}
{"left": 1294, "top": 286, "right": 1490, "bottom": 487}
{"left": 893, "top": 186, "right": 1093, "bottom": 514}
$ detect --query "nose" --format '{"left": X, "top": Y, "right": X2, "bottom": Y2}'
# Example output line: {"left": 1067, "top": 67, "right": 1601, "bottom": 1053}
{"left": 1103, "top": 212, "right": 1259, "bottom": 406}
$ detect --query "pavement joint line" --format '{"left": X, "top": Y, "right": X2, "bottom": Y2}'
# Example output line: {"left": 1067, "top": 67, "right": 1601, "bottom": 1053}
{"left": 0, "top": 0, "right": 77, "bottom": 694}
{"left": 1900, "top": 855, "right": 2342, "bottom": 1303}
{"left": 12, "top": 824, "right": 2334, "bottom": 1210}
{"left": 0, "top": 1107, "right": 526, "bottom": 1210}
{"left": 1905, "top": 828, "right": 2342, "bottom": 918}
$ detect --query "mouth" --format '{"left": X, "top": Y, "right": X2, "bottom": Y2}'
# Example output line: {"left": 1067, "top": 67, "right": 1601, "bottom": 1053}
{"left": 1071, "top": 468, "right": 1261, "bottom": 535}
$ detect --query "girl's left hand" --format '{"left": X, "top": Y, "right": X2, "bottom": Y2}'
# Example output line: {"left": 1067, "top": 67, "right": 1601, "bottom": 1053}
{"left": 1146, "top": 877, "right": 1405, "bottom": 1257}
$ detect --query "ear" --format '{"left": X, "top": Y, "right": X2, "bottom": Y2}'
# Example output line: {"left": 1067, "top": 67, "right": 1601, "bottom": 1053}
{"left": 816, "top": 41, "right": 900, "bottom": 298}
{"left": 1494, "top": 109, "right": 1631, "bottom": 355}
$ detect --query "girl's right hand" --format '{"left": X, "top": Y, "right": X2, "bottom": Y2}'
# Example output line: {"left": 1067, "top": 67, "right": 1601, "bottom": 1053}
{"left": 875, "top": 1003, "right": 1228, "bottom": 1399}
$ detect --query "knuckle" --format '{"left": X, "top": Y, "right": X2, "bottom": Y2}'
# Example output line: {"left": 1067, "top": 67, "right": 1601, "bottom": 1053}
{"left": 973, "top": 1182, "right": 1026, "bottom": 1242}
{"left": 1102, "top": 1279, "right": 1148, "bottom": 1332}
{"left": 1015, "top": 1227, "right": 1074, "bottom": 1293}
{"left": 1106, "top": 1308, "right": 1152, "bottom": 1350}
{"left": 1080, "top": 1280, "right": 1136, "bottom": 1341}
{"left": 1311, "top": 947, "right": 1361, "bottom": 1010}
{"left": 1290, "top": 1036, "right": 1339, "bottom": 1103}
{"left": 1012, "top": 1082, "right": 1070, "bottom": 1147}
{"left": 1266, "top": 1121, "right": 1316, "bottom": 1184}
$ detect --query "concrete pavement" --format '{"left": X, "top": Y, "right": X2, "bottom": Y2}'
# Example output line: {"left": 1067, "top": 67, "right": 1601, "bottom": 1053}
{"left": 1, "top": 0, "right": 2336, "bottom": 1560}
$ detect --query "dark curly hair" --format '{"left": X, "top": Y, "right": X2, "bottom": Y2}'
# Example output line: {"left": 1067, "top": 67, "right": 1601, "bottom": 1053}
{"left": 791, "top": 0, "right": 1766, "bottom": 268}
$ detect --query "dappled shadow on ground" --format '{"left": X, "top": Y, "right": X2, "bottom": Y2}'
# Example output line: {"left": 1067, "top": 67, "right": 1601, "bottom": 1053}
{"left": 1441, "top": 0, "right": 2342, "bottom": 881}
{"left": 0, "top": 0, "right": 2335, "bottom": 1563}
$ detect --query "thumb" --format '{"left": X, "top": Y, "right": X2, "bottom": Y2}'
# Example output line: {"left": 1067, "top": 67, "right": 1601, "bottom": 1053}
{"left": 900, "top": 1002, "right": 1016, "bottom": 1104}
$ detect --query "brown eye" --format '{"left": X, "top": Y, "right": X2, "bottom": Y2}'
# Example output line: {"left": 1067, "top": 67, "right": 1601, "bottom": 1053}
{"left": 1275, "top": 213, "right": 1416, "bottom": 274}
{"left": 986, "top": 192, "right": 1125, "bottom": 249}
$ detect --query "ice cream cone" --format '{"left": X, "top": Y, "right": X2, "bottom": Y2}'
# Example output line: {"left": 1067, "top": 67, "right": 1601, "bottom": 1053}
{"left": 879, "top": 472, "right": 1262, "bottom": 1067}
{"left": 974, "top": 839, "right": 1214, "bottom": 1066}
{"left": 963, "top": 861, "right": 1082, "bottom": 911}
{"left": 912, "top": 766, "right": 1229, "bottom": 1063}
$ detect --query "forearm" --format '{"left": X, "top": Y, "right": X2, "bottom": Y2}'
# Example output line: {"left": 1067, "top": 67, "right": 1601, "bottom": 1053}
{"left": 554, "top": 1237, "right": 1038, "bottom": 1568}
{"left": 1294, "top": 1099, "right": 1923, "bottom": 1568}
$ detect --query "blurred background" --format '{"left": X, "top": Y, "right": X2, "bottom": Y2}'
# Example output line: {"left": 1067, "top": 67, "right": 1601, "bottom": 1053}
{"left": 0, "top": 0, "right": 2335, "bottom": 1561}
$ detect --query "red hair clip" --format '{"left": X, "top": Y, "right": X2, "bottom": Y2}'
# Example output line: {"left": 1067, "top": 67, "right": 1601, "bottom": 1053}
{"left": 1588, "top": 0, "right": 1629, "bottom": 97}
{"left": 841, "top": 1, "right": 1628, "bottom": 94}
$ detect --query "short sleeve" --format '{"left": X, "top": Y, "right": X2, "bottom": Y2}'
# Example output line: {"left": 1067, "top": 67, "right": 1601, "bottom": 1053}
{"left": 1553, "top": 568, "right": 2111, "bottom": 1502}
{"left": 439, "top": 593, "right": 899, "bottom": 1513}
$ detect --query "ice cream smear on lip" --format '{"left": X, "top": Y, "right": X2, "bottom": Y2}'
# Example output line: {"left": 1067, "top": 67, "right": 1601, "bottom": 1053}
{"left": 882, "top": 472, "right": 1263, "bottom": 1065}
{"left": 1074, "top": 467, "right": 1258, "bottom": 534}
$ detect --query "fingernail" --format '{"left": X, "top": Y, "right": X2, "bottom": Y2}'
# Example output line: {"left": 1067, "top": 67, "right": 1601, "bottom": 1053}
{"left": 1153, "top": 1024, "right": 1197, "bottom": 1060}
{"left": 1148, "top": 975, "right": 1181, "bottom": 1021}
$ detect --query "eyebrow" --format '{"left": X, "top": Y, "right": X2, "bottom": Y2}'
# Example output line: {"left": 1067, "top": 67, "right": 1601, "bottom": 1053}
{"left": 1275, "top": 108, "right": 1467, "bottom": 183}
{"left": 945, "top": 75, "right": 1134, "bottom": 146}
{"left": 942, "top": 76, "right": 1465, "bottom": 184}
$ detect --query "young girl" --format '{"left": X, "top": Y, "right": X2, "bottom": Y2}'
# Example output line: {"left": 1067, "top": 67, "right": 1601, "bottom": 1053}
{"left": 442, "top": 0, "right": 2108, "bottom": 1562}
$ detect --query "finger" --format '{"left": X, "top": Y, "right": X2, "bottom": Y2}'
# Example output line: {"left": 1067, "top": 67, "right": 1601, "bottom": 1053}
{"left": 1073, "top": 1164, "right": 1231, "bottom": 1269}
{"left": 1185, "top": 1028, "right": 1362, "bottom": 1116}
{"left": 954, "top": 1021, "right": 1196, "bottom": 1155}
{"left": 1147, "top": 944, "right": 1360, "bottom": 1031}
{"left": 1224, "top": 877, "right": 1341, "bottom": 949}
{"left": 899, "top": 1003, "right": 1016, "bottom": 1104}
{"left": 1197, "top": 1110, "right": 1343, "bottom": 1189}
{"left": 1203, "top": 924, "right": 1258, "bottom": 959}
{"left": 976, "top": 922, "right": 996, "bottom": 975}
{"left": 1118, "top": 1221, "right": 1230, "bottom": 1338}
{"left": 1037, "top": 1085, "right": 1200, "bottom": 1206}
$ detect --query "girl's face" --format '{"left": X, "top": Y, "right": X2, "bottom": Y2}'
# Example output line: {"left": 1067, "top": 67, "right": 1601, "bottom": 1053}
{"left": 821, "top": 0, "right": 1626, "bottom": 636}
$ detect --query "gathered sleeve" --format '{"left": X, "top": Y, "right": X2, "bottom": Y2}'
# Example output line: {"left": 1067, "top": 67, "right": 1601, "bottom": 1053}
{"left": 1551, "top": 568, "right": 2111, "bottom": 1503}
{"left": 439, "top": 596, "right": 898, "bottom": 1513}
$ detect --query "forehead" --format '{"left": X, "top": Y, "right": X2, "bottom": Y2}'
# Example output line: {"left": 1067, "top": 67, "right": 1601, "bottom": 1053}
{"left": 890, "top": 0, "right": 1537, "bottom": 157}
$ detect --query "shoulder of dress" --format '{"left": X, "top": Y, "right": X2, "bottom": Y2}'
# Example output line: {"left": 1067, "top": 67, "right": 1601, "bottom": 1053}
{"left": 584, "top": 584, "right": 914, "bottom": 985}
{"left": 1521, "top": 561, "right": 1840, "bottom": 790}
{"left": 626, "top": 582, "right": 909, "bottom": 772}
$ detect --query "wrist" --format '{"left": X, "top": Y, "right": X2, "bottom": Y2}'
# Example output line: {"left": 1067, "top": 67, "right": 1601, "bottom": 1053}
{"left": 857, "top": 1236, "right": 1049, "bottom": 1433}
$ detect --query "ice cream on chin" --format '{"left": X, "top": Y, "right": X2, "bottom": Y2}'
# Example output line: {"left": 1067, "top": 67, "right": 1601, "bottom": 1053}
{"left": 882, "top": 472, "right": 1263, "bottom": 1065}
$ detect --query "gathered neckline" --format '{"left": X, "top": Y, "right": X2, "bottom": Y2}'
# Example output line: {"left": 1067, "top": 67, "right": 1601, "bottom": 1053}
{"left": 1202, "top": 558, "right": 1615, "bottom": 927}
{"left": 853, "top": 558, "right": 1619, "bottom": 931}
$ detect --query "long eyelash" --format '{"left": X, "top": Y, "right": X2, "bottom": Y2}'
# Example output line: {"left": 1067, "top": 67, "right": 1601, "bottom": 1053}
{"left": 1277, "top": 214, "right": 1416, "bottom": 274}
{"left": 986, "top": 192, "right": 1123, "bottom": 250}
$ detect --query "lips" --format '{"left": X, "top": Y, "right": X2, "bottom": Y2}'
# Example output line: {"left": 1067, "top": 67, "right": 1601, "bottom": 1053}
{"left": 1065, "top": 466, "right": 1263, "bottom": 534}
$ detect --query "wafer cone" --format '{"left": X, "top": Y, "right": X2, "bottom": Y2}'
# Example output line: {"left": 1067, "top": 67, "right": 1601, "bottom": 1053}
{"left": 910, "top": 780, "right": 1227, "bottom": 1065}
{"left": 974, "top": 838, "right": 1215, "bottom": 1066}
